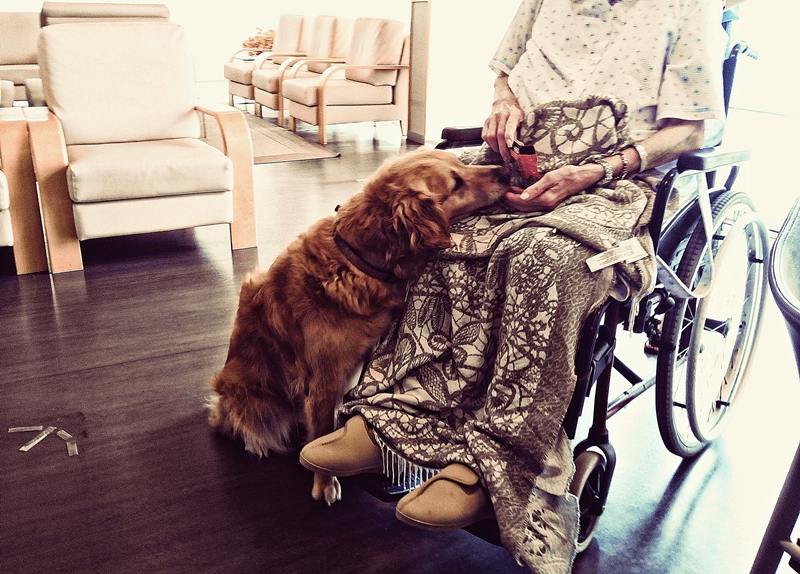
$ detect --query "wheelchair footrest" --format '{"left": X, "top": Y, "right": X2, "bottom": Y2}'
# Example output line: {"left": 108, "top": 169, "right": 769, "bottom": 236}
{"left": 347, "top": 473, "right": 411, "bottom": 502}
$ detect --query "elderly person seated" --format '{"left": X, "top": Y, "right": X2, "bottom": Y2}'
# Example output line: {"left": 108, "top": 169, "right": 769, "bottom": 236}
{"left": 301, "top": 1, "right": 732, "bottom": 571}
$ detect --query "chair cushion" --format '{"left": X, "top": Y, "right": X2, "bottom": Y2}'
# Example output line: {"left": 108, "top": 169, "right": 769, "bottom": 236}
{"left": 271, "top": 14, "right": 304, "bottom": 64}
{"left": 282, "top": 76, "right": 393, "bottom": 107}
{"left": 0, "top": 80, "right": 14, "bottom": 107}
{"left": 303, "top": 16, "right": 342, "bottom": 74}
{"left": 72, "top": 191, "right": 232, "bottom": 241}
{"left": 252, "top": 65, "right": 316, "bottom": 93}
{"left": 0, "top": 209, "right": 12, "bottom": 247}
{"left": 272, "top": 14, "right": 304, "bottom": 55}
{"left": 66, "top": 139, "right": 233, "bottom": 203}
{"left": 345, "top": 19, "right": 405, "bottom": 86}
{"left": 39, "top": 22, "right": 200, "bottom": 146}
{"left": 251, "top": 67, "right": 281, "bottom": 92}
{"left": 0, "top": 12, "right": 40, "bottom": 65}
{"left": 224, "top": 60, "right": 256, "bottom": 84}
{"left": 0, "top": 169, "right": 9, "bottom": 210}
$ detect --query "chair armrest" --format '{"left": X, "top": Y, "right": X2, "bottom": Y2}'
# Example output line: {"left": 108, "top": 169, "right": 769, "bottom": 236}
{"left": 676, "top": 146, "right": 750, "bottom": 173}
{"left": 254, "top": 51, "right": 307, "bottom": 70}
{"left": 317, "top": 64, "right": 409, "bottom": 89}
{"left": 436, "top": 126, "right": 484, "bottom": 149}
{"left": 194, "top": 102, "right": 256, "bottom": 249}
{"left": 24, "top": 107, "right": 83, "bottom": 272}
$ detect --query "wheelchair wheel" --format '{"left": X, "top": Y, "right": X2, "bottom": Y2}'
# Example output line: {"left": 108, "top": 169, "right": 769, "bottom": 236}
{"left": 569, "top": 450, "right": 607, "bottom": 553}
{"left": 655, "top": 191, "right": 768, "bottom": 457}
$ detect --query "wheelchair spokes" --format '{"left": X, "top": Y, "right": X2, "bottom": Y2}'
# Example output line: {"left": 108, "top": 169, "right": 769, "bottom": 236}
{"left": 655, "top": 191, "right": 768, "bottom": 457}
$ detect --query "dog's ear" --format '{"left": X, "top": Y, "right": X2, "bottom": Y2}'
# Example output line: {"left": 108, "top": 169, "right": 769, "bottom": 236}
{"left": 391, "top": 187, "right": 452, "bottom": 253}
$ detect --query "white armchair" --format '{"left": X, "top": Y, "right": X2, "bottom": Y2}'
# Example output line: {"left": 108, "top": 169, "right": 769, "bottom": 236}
{"left": 252, "top": 16, "right": 352, "bottom": 126}
{"left": 28, "top": 21, "right": 256, "bottom": 273}
{"left": 224, "top": 14, "right": 307, "bottom": 108}
{"left": 282, "top": 18, "right": 409, "bottom": 145}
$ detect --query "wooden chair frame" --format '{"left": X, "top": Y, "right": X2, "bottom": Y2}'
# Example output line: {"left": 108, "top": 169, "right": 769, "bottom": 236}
{"left": 0, "top": 108, "right": 48, "bottom": 274}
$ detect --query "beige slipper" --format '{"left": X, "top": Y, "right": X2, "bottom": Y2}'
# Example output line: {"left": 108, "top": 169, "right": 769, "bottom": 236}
{"left": 299, "top": 415, "right": 383, "bottom": 476}
{"left": 395, "top": 463, "right": 494, "bottom": 531}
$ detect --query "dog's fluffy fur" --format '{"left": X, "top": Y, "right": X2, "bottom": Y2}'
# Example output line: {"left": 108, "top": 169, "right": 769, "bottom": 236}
{"left": 207, "top": 149, "right": 509, "bottom": 504}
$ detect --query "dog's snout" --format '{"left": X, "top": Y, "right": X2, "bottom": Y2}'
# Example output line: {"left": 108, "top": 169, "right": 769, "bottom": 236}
{"left": 494, "top": 165, "right": 511, "bottom": 185}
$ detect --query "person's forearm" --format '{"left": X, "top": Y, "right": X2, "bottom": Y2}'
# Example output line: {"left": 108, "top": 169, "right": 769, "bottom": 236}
{"left": 493, "top": 73, "right": 515, "bottom": 103}
{"left": 601, "top": 119, "right": 705, "bottom": 178}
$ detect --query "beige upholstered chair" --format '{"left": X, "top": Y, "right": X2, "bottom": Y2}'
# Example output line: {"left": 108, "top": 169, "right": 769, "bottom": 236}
{"left": 252, "top": 16, "right": 352, "bottom": 126}
{"left": 282, "top": 18, "right": 409, "bottom": 145}
{"left": 25, "top": 2, "right": 172, "bottom": 107}
{"left": 27, "top": 21, "right": 256, "bottom": 274}
{"left": 0, "top": 108, "right": 48, "bottom": 273}
{"left": 224, "top": 14, "right": 307, "bottom": 108}
{"left": 0, "top": 12, "right": 41, "bottom": 104}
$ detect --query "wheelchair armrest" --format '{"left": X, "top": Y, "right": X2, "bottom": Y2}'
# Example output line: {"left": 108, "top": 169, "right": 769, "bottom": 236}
{"left": 676, "top": 147, "right": 750, "bottom": 173}
{"left": 435, "top": 126, "right": 484, "bottom": 149}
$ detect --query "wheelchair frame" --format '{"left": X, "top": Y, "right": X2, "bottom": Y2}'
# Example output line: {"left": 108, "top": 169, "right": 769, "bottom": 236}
{"left": 354, "top": 42, "right": 767, "bottom": 552}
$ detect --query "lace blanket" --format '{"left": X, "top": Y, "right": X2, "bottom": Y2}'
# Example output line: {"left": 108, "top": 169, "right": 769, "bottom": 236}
{"left": 341, "top": 96, "right": 657, "bottom": 573}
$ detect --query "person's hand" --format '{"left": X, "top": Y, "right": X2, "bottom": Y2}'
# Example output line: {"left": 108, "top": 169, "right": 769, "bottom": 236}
{"left": 482, "top": 77, "right": 524, "bottom": 163}
{"left": 503, "top": 164, "right": 604, "bottom": 211}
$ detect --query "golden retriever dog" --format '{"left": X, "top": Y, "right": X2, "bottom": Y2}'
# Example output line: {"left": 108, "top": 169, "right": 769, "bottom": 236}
{"left": 207, "top": 149, "right": 510, "bottom": 505}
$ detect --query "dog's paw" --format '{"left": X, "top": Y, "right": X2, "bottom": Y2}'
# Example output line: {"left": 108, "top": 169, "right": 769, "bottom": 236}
{"left": 312, "top": 474, "right": 342, "bottom": 505}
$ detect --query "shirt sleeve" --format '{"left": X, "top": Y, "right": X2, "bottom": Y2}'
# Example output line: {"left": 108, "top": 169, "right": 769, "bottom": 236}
{"left": 657, "top": 0, "right": 727, "bottom": 138}
{"left": 489, "top": 0, "right": 543, "bottom": 76}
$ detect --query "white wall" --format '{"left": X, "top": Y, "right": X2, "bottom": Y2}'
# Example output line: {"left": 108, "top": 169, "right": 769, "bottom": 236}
{"left": 425, "top": 0, "right": 519, "bottom": 139}
{"left": 726, "top": 0, "right": 797, "bottom": 116}
{"left": 3, "top": 1, "right": 789, "bottom": 132}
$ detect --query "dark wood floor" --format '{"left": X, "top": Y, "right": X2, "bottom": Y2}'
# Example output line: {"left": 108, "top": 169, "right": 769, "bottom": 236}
{"left": 1, "top": 118, "right": 798, "bottom": 574}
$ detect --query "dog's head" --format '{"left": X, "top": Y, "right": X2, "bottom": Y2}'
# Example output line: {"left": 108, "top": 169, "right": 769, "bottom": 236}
{"left": 336, "top": 149, "right": 510, "bottom": 278}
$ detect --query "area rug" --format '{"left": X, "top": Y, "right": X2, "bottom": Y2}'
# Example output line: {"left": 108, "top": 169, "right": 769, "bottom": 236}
{"left": 202, "top": 113, "right": 340, "bottom": 165}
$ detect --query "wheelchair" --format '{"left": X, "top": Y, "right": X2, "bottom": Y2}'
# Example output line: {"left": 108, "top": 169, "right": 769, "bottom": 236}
{"left": 354, "top": 41, "right": 767, "bottom": 553}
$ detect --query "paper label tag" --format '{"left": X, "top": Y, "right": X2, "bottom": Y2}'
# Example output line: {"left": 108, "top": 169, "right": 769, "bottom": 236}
{"left": 586, "top": 238, "right": 648, "bottom": 272}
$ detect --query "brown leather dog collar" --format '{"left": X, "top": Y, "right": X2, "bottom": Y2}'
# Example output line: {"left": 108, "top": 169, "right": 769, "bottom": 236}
{"left": 333, "top": 231, "right": 400, "bottom": 284}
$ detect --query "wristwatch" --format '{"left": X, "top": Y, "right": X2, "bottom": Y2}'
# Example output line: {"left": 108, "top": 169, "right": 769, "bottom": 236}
{"left": 592, "top": 158, "right": 614, "bottom": 185}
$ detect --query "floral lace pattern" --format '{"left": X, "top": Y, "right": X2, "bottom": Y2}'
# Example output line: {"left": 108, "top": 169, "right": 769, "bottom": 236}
{"left": 341, "top": 97, "right": 657, "bottom": 573}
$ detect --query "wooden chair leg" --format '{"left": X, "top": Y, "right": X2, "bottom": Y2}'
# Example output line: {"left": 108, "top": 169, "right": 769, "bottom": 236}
{"left": 0, "top": 109, "right": 48, "bottom": 274}
{"left": 316, "top": 101, "right": 328, "bottom": 145}
{"left": 24, "top": 109, "right": 83, "bottom": 273}
{"left": 254, "top": 102, "right": 262, "bottom": 118}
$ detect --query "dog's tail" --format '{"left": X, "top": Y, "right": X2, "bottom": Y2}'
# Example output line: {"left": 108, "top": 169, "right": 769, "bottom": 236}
{"left": 207, "top": 366, "right": 303, "bottom": 457}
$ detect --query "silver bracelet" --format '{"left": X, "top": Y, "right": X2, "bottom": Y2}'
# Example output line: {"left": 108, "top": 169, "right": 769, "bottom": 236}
{"left": 633, "top": 143, "right": 649, "bottom": 172}
{"left": 592, "top": 158, "right": 614, "bottom": 185}
{"left": 616, "top": 151, "right": 629, "bottom": 180}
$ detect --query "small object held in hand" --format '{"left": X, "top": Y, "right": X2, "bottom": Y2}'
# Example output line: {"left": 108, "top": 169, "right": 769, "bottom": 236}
{"left": 510, "top": 140, "right": 541, "bottom": 180}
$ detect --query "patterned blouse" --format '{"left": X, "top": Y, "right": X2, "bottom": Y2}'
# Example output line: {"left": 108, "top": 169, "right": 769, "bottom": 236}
{"left": 490, "top": 0, "right": 728, "bottom": 142}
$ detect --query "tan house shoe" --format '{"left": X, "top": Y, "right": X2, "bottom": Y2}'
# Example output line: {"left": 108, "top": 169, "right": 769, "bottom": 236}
{"left": 395, "top": 463, "right": 493, "bottom": 531}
